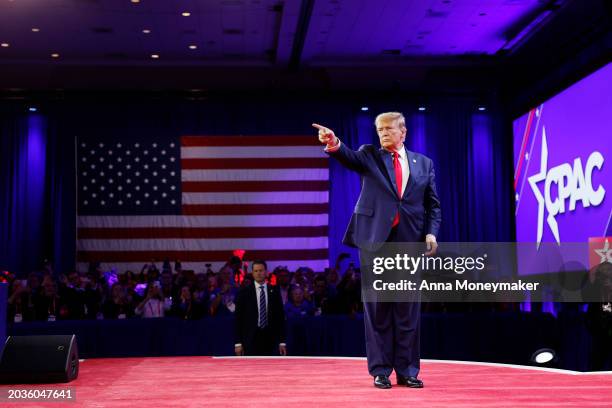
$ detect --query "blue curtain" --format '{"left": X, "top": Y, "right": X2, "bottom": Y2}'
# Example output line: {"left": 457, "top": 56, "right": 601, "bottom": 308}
{"left": 0, "top": 98, "right": 513, "bottom": 276}
{"left": 1, "top": 113, "right": 46, "bottom": 275}
{"left": 0, "top": 109, "right": 76, "bottom": 277}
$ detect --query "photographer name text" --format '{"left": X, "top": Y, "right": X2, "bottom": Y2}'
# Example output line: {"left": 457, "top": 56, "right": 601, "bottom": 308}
{"left": 372, "top": 279, "right": 540, "bottom": 292}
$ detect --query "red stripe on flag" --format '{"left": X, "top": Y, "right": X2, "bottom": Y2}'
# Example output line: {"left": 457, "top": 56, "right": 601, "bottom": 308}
{"left": 181, "top": 203, "right": 328, "bottom": 215}
{"left": 78, "top": 226, "right": 329, "bottom": 239}
{"left": 77, "top": 249, "right": 328, "bottom": 262}
{"left": 182, "top": 180, "right": 329, "bottom": 192}
{"left": 182, "top": 158, "right": 328, "bottom": 169}
{"left": 181, "top": 136, "right": 320, "bottom": 147}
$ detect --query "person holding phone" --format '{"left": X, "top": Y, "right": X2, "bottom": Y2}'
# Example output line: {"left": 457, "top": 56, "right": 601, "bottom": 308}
{"left": 135, "top": 282, "right": 170, "bottom": 318}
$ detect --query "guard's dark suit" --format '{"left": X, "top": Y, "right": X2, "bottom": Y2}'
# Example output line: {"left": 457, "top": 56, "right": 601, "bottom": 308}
{"left": 234, "top": 283, "right": 286, "bottom": 355}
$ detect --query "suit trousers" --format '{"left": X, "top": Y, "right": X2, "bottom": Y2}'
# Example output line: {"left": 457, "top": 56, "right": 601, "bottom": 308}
{"left": 363, "top": 225, "right": 422, "bottom": 378}
{"left": 248, "top": 326, "right": 276, "bottom": 356}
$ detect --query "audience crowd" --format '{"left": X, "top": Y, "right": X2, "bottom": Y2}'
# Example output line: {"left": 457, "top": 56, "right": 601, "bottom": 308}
{"left": 5, "top": 257, "right": 363, "bottom": 322}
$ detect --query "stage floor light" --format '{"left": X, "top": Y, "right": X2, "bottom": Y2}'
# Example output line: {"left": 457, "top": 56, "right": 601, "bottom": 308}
{"left": 531, "top": 348, "right": 558, "bottom": 366}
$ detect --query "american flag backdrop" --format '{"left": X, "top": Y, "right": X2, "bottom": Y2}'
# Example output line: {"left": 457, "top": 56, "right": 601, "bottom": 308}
{"left": 76, "top": 136, "right": 329, "bottom": 273}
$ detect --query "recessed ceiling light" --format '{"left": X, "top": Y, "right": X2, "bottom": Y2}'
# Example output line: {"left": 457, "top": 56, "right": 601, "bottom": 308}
{"left": 0, "top": 43, "right": 9, "bottom": 48}
{"left": 478, "top": 106, "right": 486, "bottom": 111}
{"left": 29, "top": 107, "right": 37, "bottom": 112}
{"left": 142, "top": 29, "right": 151, "bottom": 34}
{"left": 188, "top": 45, "right": 197, "bottom": 50}
{"left": 51, "top": 53, "right": 60, "bottom": 58}
{"left": 32, "top": 28, "right": 40, "bottom": 32}
{"left": 361, "top": 106, "right": 369, "bottom": 111}
{"left": 151, "top": 54, "right": 159, "bottom": 59}
{"left": 418, "top": 106, "right": 426, "bottom": 111}
{"left": 131, "top": 0, "right": 140, "bottom": 3}
{"left": 181, "top": 12, "right": 191, "bottom": 17}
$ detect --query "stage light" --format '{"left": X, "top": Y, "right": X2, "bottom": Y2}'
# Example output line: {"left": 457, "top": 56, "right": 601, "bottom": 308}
{"left": 189, "top": 45, "right": 197, "bottom": 50}
{"left": 51, "top": 53, "right": 60, "bottom": 58}
{"left": 142, "top": 29, "right": 151, "bottom": 34}
{"left": 150, "top": 54, "right": 159, "bottom": 59}
{"left": 131, "top": 0, "right": 140, "bottom": 3}
{"left": 478, "top": 106, "right": 486, "bottom": 111}
{"left": 530, "top": 348, "right": 558, "bottom": 366}
{"left": 1, "top": 43, "right": 9, "bottom": 48}
{"left": 418, "top": 106, "right": 426, "bottom": 111}
{"left": 32, "top": 28, "right": 40, "bottom": 32}
{"left": 29, "top": 107, "right": 37, "bottom": 112}
{"left": 182, "top": 12, "right": 191, "bottom": 17}
{"left": 361, "top": 106, "right": 369, "bottom": 111}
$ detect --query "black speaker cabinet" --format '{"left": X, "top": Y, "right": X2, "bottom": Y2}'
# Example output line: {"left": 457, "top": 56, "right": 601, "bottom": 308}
{"left": 0, "top": 335, "right": 79, "bottom": 383}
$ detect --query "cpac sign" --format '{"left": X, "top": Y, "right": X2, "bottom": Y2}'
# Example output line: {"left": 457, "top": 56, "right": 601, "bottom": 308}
{"left": 528, "top": 126, "right": 606, "bottom": 246}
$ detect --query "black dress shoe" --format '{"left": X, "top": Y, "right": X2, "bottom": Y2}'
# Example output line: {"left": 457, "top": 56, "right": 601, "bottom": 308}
{"left": 373, "top": 375, "right": 392, "bottom": 389}
{"left": 397, "top": 375, "right": 424, "bottom": 388}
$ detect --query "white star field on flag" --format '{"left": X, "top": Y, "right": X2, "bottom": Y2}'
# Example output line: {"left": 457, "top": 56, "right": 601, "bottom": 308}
{"left": 78, "top": 140, "right": 182, "bottom": 214}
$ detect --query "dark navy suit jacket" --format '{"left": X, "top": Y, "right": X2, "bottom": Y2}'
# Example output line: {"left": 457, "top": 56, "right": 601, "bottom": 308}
{"left": 234, "top": 283, "right": 286, "bottom": 353}
{"left": 328, "top": 142, "right": 441, "bottom": 250}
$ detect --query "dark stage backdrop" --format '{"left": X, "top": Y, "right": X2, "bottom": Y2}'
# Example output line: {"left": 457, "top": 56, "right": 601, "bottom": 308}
{"left": 0, "top": 97, "right": 514, "bottom": 276}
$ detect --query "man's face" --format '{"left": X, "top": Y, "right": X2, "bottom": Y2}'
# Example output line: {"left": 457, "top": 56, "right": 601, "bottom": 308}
{"left": 376, "top": 118, "right": 406, "bottom": 151}
{"left": 252, "top": 263, "right": 267, "bottom": 284}
{"left": 44, "top": 282, "right": 57, "bottom": 297}
{"left": 314, "top": 280, "right": 326, "bottom": 294}
{"left": 327, "top": 269, "right": 339, "bottom": 284}
{"left": 69, "top": 272, "right": 81, "bottom": 287}
{"left": 278, "top": 271, "right": 290, "bottom": 286}
{"left": 291, "top": 287, "right": 304, "bottom": 303}
{"left": 219, "top": 267, "right": 231, "bottom": 283}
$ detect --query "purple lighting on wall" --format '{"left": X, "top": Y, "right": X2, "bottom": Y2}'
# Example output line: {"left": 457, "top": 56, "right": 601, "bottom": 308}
{"left": 408, "top": 113, "right": 427, "bottom": 155}
{"left": 21, "top": 114, "right": 47, "bottom": 269}
{"left": 25, "top": 115, "right": 46, "bottom": 200}
{"left": 513, "top": 63, "right": 612, "bottom": 275}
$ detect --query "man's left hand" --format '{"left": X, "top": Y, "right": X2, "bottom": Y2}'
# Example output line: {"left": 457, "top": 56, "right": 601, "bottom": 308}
{"left": 425, "top": 234, "right": 438, "bottom": 256}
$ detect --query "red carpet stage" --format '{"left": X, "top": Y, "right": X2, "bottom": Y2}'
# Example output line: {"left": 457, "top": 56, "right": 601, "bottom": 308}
{"left": 3, "top": 357, "right": 612, "bottom": 407}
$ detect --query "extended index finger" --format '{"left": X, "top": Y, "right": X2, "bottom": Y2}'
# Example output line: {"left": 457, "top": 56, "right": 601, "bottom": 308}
{"left": 312, "top": 123, "right": 327, "bottom": 131}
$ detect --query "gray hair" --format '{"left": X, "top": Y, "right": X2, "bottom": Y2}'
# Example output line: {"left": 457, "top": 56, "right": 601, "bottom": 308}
{"left": 375, "top": 112, "right": 406, "bottom": 131}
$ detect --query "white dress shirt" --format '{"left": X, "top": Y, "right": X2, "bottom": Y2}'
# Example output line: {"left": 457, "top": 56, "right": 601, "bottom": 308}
{"left": 254, "top": 281, "right": 268, "bottom": 327}
{"left": 135, "top": 298, "right": 169, "bottom": 318}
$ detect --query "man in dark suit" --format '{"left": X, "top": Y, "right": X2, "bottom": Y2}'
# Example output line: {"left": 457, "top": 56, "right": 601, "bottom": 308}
{"left": 313, "top": 111, "right": 441, "bottom": 389}
{"left": 234, "top": 260, "right": 287, "bottom": 356}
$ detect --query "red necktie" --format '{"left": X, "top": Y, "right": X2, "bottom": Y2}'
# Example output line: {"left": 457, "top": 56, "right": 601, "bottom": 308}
{"left": 392, "top": 151, "right": 402, "bottom": 227}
